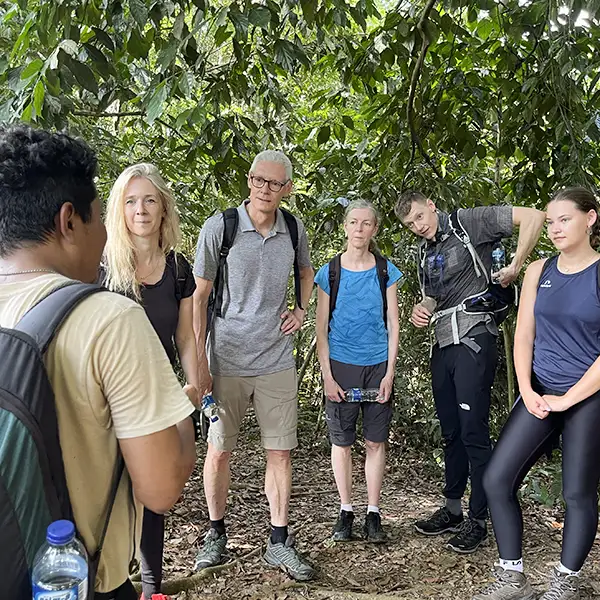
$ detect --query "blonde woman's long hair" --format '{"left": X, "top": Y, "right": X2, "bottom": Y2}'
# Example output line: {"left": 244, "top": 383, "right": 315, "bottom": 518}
{"left": 104, "top": 163, "right": 182, "bottom": 300}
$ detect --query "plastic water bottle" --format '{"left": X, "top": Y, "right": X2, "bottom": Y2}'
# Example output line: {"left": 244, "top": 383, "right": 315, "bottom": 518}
{"left": 491, "top": 242, "right": 506, "bottom": 283}
{"left": 344, "top": 388, "right": 382, "bottom": 402}
{"left": 32, "top": 520, "right": 88, "bottom": 600}
{"left": 201, "top": 394, "right": 219, "bottom": 423}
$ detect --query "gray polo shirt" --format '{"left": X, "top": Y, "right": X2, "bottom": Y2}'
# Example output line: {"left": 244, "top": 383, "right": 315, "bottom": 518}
{"left": 418, "top": 206, "right": 513, "bottom": 348}
{"left": 194, "top": 201, "right": 312, "bottom": 377}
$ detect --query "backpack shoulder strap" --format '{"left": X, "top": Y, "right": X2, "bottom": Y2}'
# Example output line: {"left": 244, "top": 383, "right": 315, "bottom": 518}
{"left": 328, "top": 254, "right": 342, "bottom": 323}
{"left": 280, "top": 208, "right": 303, "bottom": 310}
{"left": 537, "top": 255, "right": 558, "bottom": 287}
{"left": 212, "top": 208, "right": 239, "bottom": 319}
{"left": 15, "top": 282, "right": 105, "bottom": 354}
{"left": 449, "top": 209, "right": 487, "bottom": 281}
{"left": 375, "top": 254, "right": 389, "bottom": 328}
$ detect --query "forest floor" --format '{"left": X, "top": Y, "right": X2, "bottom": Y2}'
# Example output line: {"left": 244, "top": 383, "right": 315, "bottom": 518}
{"left": 156, "top": 410, "right": 600, "bottom": 600}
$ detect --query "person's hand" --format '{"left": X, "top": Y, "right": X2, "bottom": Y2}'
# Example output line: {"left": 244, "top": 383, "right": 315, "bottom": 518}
{"left": 542, "top": 394, "right": 574, "bottom": 413}
{"left": 183, "top": 384, "right": 200, "bottom": 409}
{"left": 198, "top": 365, "right": 213, "bottom": 397}
{"left": 281, "top": 307, "right": 305, "bottom": 335}
{"left": 493, "top": 261, "right": 519, "bottom": 287}
{"left": 411, "top": 303, "right": 432, "bottom": 328}
{"left": 522, "top": 389, "right": 551, "bottom": 419}
{"left": 324, "top": 376, "right": 345, "bottom": 403}
{"left": 378, "top": 374, "right": 394, "bottom": 403}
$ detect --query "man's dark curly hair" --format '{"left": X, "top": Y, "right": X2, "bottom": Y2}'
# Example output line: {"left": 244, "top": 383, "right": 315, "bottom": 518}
{"left": 0, "top": 124, "right": 98, "bottom": 257}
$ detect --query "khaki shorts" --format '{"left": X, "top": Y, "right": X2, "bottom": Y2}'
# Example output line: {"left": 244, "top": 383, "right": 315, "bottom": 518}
{"left": 209, "top": 368, "right": 298, "bottom": 452}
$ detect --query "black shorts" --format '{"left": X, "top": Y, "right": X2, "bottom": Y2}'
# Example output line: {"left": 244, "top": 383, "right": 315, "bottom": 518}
{"left": 325, "top": 359, "right": 393, "bottom": 446}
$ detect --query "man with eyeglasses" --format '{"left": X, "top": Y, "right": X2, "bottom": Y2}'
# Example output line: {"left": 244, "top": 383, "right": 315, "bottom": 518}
{"left": 192, "top": 150, "right": 315, "bottom": 580}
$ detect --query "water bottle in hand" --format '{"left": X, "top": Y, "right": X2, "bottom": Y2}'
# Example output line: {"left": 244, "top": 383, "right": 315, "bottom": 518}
{"left": 344, "top": 388, "right": 382, "bottom": 402}
{"left": 491, "top": 242, "right": 506, "bottom": 283}
{"left": 201, "top": 394, "right": 219, "bottom": 423}
{"left": 32, "top": 520, "right": 88, "bottom": 600}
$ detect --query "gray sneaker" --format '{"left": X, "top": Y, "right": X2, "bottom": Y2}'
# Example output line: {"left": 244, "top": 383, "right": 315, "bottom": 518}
{"left": 264, "top": 535, "right": 316, "bottom": 581}
{"left": 194, "top": 528, "right": 227, "bottom": 570}
{"left": 539, "top": 567, "right": 580, "bottom": 600}
{"left": 473, "top": 565, "right": 535, "bottom": 600}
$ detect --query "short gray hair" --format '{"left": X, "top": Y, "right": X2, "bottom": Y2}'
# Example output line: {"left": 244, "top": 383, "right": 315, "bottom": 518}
{"left": 250, "top": 150, "right": 293, "bottom": 181}
{"left": 344, "top": 198, "right": 379, "bottom": 226}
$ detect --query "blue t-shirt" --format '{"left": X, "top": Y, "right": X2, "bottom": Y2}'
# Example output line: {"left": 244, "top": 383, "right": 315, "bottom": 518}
{"left": 315, "top": 259, "right": 402, "bottom": 366}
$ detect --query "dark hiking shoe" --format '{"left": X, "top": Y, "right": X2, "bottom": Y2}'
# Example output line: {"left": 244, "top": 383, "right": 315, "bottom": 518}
{"left": 264, "top": 535, "right": 316, "bottom": 581}
{"left": 332, "top": 510, "right": 354, "bottom": 542}
{"left": 539, "top": 567, "right": 580, "bottom": 600}
{"left": 194, "top": 528, "right": 227, "bottom": 570}
{"left": 363, "top": 511, "right": 387, "bottom": 543}
{"left": 414, "top": 507, "right": 463, "bottom": 536}
{"left": 447, "top": 518, "right": 487, "bottom": 553}
{"left": 472, "top": 565, "right": 535, "bottom": 600}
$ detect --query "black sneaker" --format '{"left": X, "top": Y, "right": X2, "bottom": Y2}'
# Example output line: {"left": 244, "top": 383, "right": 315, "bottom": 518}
{"left": 447, "top": 518, "right": 487, "bottom": 553}
{"left": 415, "top": 507, "right": 463, "bottom": 536}
{"left": 363, "top": 511, "right": 387, "bottom": 543}
{"left": 332, "top": 510, "right": 354, "bottom": 542}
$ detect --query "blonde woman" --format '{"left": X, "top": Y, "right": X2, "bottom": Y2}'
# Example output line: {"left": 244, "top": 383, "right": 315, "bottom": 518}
{"left": 315, "top": 199, "right": 401, "bottom": 544}
{"left": 104, "top": 163, "right": 198, "bottom": 600}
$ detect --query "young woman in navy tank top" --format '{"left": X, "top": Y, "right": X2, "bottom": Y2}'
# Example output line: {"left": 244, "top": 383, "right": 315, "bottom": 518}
{"left": 473, "top": 188, "right": 600, "bottom": 600}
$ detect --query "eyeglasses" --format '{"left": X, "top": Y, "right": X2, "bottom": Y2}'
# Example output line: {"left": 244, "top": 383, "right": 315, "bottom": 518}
{"left": 249, "top": 175, "right": 289, "bottom": 192}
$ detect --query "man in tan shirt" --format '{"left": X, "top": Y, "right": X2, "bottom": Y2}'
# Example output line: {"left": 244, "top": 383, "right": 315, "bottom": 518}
{"left": 0, "top": 125, "right": 197, "bottom": 598}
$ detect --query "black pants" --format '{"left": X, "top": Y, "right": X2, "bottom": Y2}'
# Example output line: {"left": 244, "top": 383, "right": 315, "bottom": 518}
{"left": 484, "top": 391, "right": 600, "bottom": 571}
{"left": 430, "top": 331, "right": 497, "bottom": 521}
{"left": 94, "top": 579, "right": 137, "bottom": 600}
{"left": 140, "top": 508, "right": 165, "bottom": 597}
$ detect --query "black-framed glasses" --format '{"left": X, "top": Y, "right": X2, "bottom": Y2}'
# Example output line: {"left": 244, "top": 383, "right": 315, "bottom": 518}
{"left": 249, "top": 175, "right": 289, "bottom": 192}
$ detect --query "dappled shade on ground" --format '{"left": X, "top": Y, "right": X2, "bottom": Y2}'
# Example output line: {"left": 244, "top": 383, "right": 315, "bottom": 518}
{"left": 162, "top": 415, "right": 600, "bottom": 599}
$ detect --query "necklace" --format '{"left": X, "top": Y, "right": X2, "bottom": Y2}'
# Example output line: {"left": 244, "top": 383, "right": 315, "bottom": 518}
{"left": 559, "top": 256, "right": 598, "bottom": 273}
{"left": 0, "top": 268, "right": 59, "bottom": 277}
{"left": 137, "top": 255, "right": 164, "bottom": 281}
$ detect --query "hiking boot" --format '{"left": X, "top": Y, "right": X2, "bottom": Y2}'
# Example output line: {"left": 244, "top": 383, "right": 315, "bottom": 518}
{"left": 140, "top": 595, "right": 172, "bottom": 600}
{"left": 194, "top": 528, "right": 227, "bottom": 570}
{"left": 447, "top": 518, "right": 487, "bottom": 553}
{"left": 264, "top": 535, "right": 316, "bottom": 581}
{"left": 472, "top": 565, "right": 535, "bottom": 600}
{"left": 363, "top": 511, "right": 387, "bottom": 543}
{"left": 414, "top": 507, "right": 463, "bottom": 536}
{"left": 539, "top": 567, "right": 580, "bottom": 600}
{"left": 332, "top": 509, "right": 354, "bottom": 542}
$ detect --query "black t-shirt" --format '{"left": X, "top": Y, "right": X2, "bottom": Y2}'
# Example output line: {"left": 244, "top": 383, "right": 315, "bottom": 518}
{"left": 99, "top": 251, "right": 196, "bottom": 365}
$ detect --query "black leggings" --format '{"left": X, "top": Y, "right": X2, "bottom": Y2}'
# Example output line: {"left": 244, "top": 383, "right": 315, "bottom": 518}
{"left": 484, "top": 391, "right": 600, "bottom": 571}
{"left": 140, "top": 508, "right": 165, "bottom": 597}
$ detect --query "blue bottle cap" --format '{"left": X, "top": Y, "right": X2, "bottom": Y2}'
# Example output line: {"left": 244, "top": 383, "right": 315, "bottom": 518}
{"left": 47, "top": 520, "right": 76, "bottom": 545}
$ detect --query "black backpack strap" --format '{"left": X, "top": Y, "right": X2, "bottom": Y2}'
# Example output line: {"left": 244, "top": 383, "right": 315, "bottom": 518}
{"left": 212, "top": 208, "right": 239, "bottom": 319}
{"left": 328, "top": 254, "right": 342, "bottom": 323}
{"left": 375, "top": 254, "right": 389, "bottom": 328}
{"left": 280, "top": 208, "right": 303, "bottom": 310}
{"left": 537, "top": 255, "right": 558, "bottom": 288}
{"left": 87, "top": 457, "right": 125, "bottom": 598}
{"left": 15, "top": 282, "right": 105, "bottom": 354}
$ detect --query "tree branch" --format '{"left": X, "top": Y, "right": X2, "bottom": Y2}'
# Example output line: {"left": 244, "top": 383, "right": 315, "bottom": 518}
{"left": 406, "top": 0, "right": 442, "bottom": 179}
{"left": 72, "top": 110, "right": 144, "bottom": 117}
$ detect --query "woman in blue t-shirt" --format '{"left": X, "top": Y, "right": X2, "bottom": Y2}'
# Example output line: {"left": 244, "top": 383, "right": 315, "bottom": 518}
{"left": 474, "top": 188, "right": 600, "bottom": 600}
{"left": 315, "top": 199, "right": 401, "bottom": 544}
{"left": 103, "top": 163, "right": 198, "bottom": 600}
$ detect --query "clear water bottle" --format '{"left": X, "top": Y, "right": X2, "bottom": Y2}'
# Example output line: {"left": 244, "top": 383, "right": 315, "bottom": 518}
{"left": 201, "top": 394, "right": 219, "bottom": 423}
{"left": 32, "top": 520, "right": 88, "bottom": 600}
{"left": 344, "top": 388, "right": 382, "bottom": 402}
{"left": 491, "top": 242, "right": 506, "bottom": 283}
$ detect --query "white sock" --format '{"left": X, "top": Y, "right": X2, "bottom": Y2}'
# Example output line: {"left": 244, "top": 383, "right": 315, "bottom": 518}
{"left": 499, "top": 558, "right": 524, "bottom": 573}
{"left": 367, "top": 505, "right": 380, "bottom": 514}
{"left": 557, "top": 563, "right": 580, "bottom": 576}
{"left": 340, "top": 503, "right": 353, "bottom": 513}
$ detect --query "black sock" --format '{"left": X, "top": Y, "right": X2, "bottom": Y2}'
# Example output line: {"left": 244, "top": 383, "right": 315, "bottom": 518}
{"left": 270, "top": 525, "right": 288, "bottom": 545}
{"left": 210, "top": 518, "right": 226, "bottom": 536}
